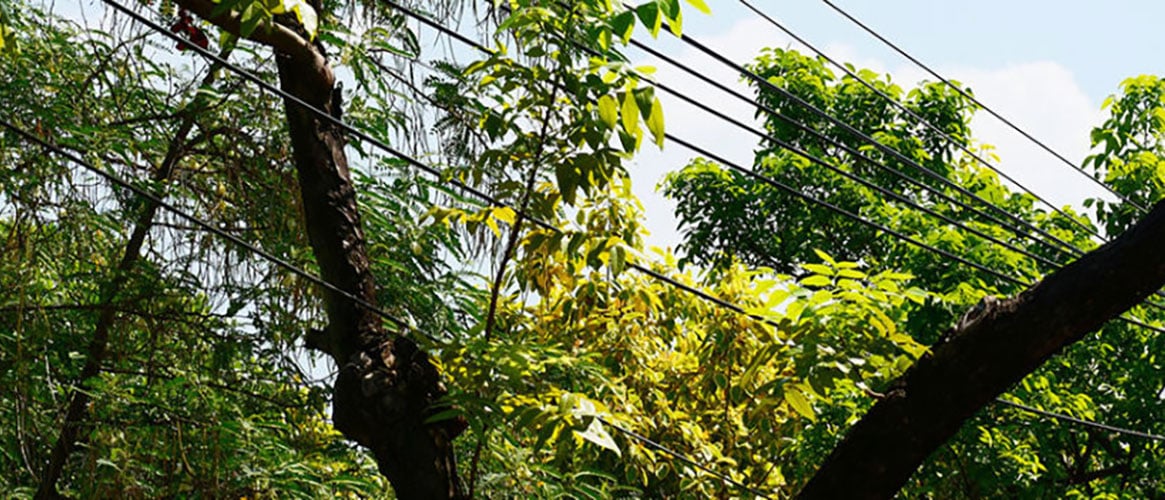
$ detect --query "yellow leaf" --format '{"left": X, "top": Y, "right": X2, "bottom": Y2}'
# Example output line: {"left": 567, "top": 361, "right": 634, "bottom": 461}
{"left": 484, "top": 214, "right": 500, "bottom": 237}
{"left": 784, "top": 385, "right": 816, "bottom": 421}
{"left": 684, "top": 0, "right": 712, "bottom": 15}
{"left": 597, "top": 94, "right": 618, "bottom": 129}
{"left": 801, "top": 275, "right": 831, "bottom": 288}
{"left": 646, "top": 96, "right": 665, "bottom": 149}
{"left": 493, "top": 206, "right": 516, "bottom": 225}
{"left": 621, "top": 90, "right": 640, "bottom": 136}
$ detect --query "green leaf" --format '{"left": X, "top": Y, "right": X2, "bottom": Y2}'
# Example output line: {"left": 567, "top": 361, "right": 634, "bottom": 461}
{"left": 239, "top": 3, "right": 264, "bottom": 38}
{"left": 635, "top": 2, "right": 662, "bottom": 37}
{"left": 660, "top": 0, "right": 681, "bottom": 19}
{"left": 218, "top": 30, "right": 239, "bottom": 51}
{"left": 610, "top": 10, "right": 636, "bottom": 44}
{"left": 610, "top": 245, "right": 626, "bottom": 275}
{"left": 211, "top": 0, "right": 245, "bottom": 19}
{"left": 596, "top": 28, "right": 611, "bottom": 51}
{"left": 617, "top": 128, "right": 642, "bottom": 153}
{"left": 905, "top": 288, "right": 928, "bottom": 304}
{"left": 556, "top": 161, "right": 578, "bottom": 205}
{"left": 633, "top": 86, "right": 654, "bottom": 120}
{"left": 597, "top": 94, "right": 618, "bottom": 129}
{"left": 664, "top": 1, "right": 682, "bottom": 37}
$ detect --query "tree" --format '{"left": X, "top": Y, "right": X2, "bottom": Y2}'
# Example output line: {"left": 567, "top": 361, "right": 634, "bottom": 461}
{"left": 664, "top": 49, "right": 1165, "bottom": 496}
{"left": 3, "top": 0, "right": 747, "bottom": 497}
{"left": 1, "top": 3, "right": 404, "bottom": 496}
{"left": 5, "top": 0, "right": 1164, "bottom": 496}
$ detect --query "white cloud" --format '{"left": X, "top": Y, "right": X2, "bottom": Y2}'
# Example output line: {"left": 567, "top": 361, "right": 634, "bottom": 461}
{"left": 940, "top": 62, "right": 1108, "bottom": 210}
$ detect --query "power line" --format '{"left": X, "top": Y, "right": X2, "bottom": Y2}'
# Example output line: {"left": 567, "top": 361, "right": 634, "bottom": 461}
{"left": 738, "top": 0, "right": 1102, "bottom": 241}
{"left": 392, "top": 0, "right": 1165, "bottom": 329}
{"left": 395, "top": 1, "right": 1029, "bottom": 284}
{"left": 617, "top": 6, "right": 1165, "bottom": 321}
{"left": 513, "top": 2, "right": 1087, "bottom": 266}
{"left": 597, "top": 416, "right": 776, "bottom": 498}
{"left": 716, "top": 3, "right": 1165, "bottom": 313}
{"left": 82, "top": 0, "right": 1165, "bottom": 481}
{"left": 92, "top": 0, "right": 799, "bottom": 346}
{"left": 995, "top": 398, "right": 1165, "bottom": 442}
{"left": 613, "top": 7, "right": 1165, "bottom": 316}
{"left": 627, "top": 40, "right": 1082, "bottom": 263}
{"left": 566, "top": 41, "right": 1071, "bottom": 273}
{"left": 818, "top": 0, "right": 1148, "bottom": 214}
{"left": 0, "top": 118, "right": 427, "bottom": 341}
{"left": 628, "top": 26, "right": 1090, "bottom": 262}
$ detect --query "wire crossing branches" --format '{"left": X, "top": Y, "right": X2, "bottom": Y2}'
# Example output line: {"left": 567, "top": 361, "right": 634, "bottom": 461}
{"left": 160, "top": 0, "right": 464, "bottom": 496}
{"left": 797, "top": 199, "right": 1165, "bottom": 500}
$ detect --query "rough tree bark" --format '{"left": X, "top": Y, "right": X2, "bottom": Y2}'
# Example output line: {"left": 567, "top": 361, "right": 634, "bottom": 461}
{"left": 170, "top": 1, "right": 464, "bottom": 497}
{"left": 797, "top": 199, "right": 1165, "bottom": 499}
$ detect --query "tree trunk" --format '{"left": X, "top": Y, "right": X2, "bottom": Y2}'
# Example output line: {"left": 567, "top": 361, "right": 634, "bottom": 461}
{"left": 797, "top": 200, "right": 1165, "bottom": 499}
{"left": 274, "top": 44, "right": 464, "bottom": 499}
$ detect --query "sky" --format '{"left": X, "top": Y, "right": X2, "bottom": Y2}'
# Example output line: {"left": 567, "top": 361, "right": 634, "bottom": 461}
{"left": 625, "top": 1, "right": 1165, "bottom": 249}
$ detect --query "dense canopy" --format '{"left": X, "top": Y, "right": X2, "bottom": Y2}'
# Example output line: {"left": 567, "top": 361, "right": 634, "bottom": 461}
{"left": 2, "top": 0, "right": 1164, "bottom": 498}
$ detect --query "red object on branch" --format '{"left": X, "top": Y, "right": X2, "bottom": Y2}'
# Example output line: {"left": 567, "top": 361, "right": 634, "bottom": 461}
{"left": 170, "top": 9, "right": 209, "bottom": 51}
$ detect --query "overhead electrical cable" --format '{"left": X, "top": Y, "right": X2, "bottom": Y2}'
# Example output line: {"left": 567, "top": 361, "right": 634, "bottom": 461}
{"left": 536, "top": 1, "right": 1087, "bottom": 265}
{"left": 615, "top": 10, "right": 1165, "bottom": 312}
{"left": 818, "top": 0, "right": 1148, "bottom": 214}
{"left": 739, "top": 0, "right": 1102, "bottom": 240}
{"left": 624, "top": 28, "right": 1089, "bottom": 262}
{"left": 80, "top": 0, "right": 1165, "bottom": 479}
{"left": 681, "top": 3, "right": 1165, "bottom": 311}
{"left": 391, "top": 1, "right": 1026, "bottom": 284}
{"left": 388, "top": 0, "right": 1165, "bottom": 323}
{"left": 562, "top": 41, "right": 1071, "bottom": 272}
{"left": 90, "top": 0, "right": 800, "bottom": 349}
{"left": 597, "top": 416, "right": 777, "bottom": 498}
{"left": 994, "top": 398, "right": 1165, "bottom": 442}
{"left": 0, "top": 117, "right": 429, "bottom": 342}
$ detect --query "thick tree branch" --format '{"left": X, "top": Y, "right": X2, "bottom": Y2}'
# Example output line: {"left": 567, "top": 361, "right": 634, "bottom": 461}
{"left": 797, "top": 200, "right": 1165, "bottom": 499}
{"left": 265, "top": 12, "right": 464, "bottom": 497}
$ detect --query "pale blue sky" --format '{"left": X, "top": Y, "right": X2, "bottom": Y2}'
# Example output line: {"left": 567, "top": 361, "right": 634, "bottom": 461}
{"left": 685, "top": 1, "right": 1165, "bottom": 101}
